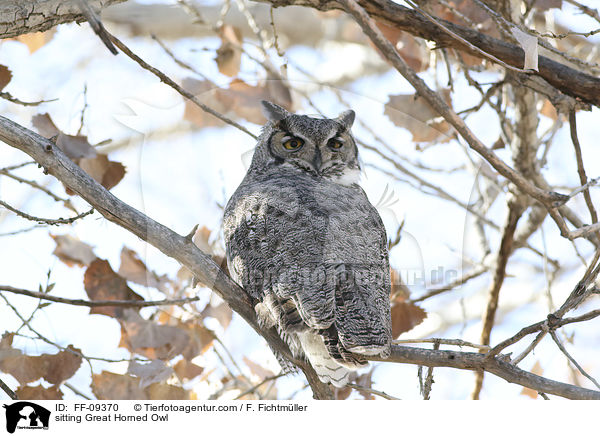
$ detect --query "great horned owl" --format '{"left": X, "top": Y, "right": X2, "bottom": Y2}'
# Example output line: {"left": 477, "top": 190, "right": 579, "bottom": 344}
{"left": 223, "top": 101, "right": 392, "bottom": 387}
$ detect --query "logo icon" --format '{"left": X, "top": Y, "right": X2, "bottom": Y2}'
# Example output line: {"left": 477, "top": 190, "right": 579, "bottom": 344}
{"left": 3, "top": 402, "right": 50, "bottom": 433}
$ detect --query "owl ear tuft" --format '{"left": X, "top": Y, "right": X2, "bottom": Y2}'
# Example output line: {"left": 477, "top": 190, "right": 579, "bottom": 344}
{"left": 261, "top": 100, "right": 289, "bottom": 122}
{"left": 336, "top": 110, "right": 355, "bottom": 130}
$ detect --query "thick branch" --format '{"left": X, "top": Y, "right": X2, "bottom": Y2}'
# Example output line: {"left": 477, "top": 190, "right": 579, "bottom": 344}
{"left": 260, "top": 0, "right": 600, "bottom": 107}
{"left": 0, "top": 0, "right": 124, "bottom": 39}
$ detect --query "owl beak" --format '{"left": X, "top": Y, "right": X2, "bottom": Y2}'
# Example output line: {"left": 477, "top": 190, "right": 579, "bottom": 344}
{"left": 312, "top": 148, "right": 322, "bottom": 173}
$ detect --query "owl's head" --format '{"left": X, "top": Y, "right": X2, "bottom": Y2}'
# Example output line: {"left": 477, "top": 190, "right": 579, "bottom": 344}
{"left": 249, "top": 101, "right": 360, "bottom": 186}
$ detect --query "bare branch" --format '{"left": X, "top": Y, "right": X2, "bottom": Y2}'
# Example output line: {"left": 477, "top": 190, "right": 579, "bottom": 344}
{"left": 0, "top": 200, "right": 94, "bottom": 225}
{"left": 472, "top": 196, "right": 524, "bottom": 399}
{"left": 103, "top": 30, "right": 258, "bottom": 139}
{"left": 371, "top": 345, "right": 600, "bottom": 400}
{"left": 0, "top": 377, "right": 17, "bottom": 400}
{"left": 0, "top": 285, "right": 200, "bottom": 308}
{"left": 0, "top": 0, "right": 125, "bottom": 39}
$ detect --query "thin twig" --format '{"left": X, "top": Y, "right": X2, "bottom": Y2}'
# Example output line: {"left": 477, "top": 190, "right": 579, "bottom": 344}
{"left": 0, "top": 200, "right": 94, "bottom": 225}
{"left": 569, "top": 110, "right": 599, "bottom": 230}
{"left": 347, "top": 383, "right": 400, "bottom": 400}
{"left": 77, "top": 0, "right": 118, "bottom": 55}
{"left": 393, "top": 338, "right": 491, "bottom": 350}
{"left": 472, "top": 197, "right": 523, "bottom": 399}
{"left": 104, "top": 31, "right": 257, "bottom": 139}
{"left": 0, "top": 285, "right": 200, "bottom": 308}
{"left": 0, "top": 377, "right": 18, "bottom": 400}
{"left": 0, "top": 92, "right": 56, "bottom": 106}
{"left": 549, "top": 330, "right": 600, "bottom": 390}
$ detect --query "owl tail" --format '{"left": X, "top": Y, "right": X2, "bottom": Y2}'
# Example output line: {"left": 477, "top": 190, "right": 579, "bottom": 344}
{"left": 297, "top": 331, "right": 365, "bottom": 387}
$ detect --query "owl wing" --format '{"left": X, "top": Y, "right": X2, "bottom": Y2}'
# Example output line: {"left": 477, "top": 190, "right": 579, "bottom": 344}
{"left": 223, "top": 175, "right": 335, "bottom": 330}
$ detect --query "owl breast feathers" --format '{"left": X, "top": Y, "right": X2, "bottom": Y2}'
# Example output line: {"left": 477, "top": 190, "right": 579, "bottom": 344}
{"left": 223, "top": 101, "right": 392, "bottom": 387}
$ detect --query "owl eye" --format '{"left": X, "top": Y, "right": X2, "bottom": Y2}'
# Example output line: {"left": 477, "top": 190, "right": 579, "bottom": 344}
{"left": 282, "top": 136, "right": 304, "bottom": 151}
{"left": 328, "top": 138, "right": 344, "bottom": 150}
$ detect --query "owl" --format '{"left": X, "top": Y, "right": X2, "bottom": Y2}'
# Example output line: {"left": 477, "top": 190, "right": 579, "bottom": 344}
{"left": 223, "top": 101, "right": 392, "bottom": 387}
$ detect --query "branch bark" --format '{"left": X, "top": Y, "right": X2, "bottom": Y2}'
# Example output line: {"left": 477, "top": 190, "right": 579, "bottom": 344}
{"left": 1, "top": 114, "right": 599, "bottom": 400}
{"left": 0, "top": 0, "right": 125, "bottom": 39}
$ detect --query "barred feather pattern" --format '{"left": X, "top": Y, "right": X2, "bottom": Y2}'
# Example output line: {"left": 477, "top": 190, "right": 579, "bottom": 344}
{"left": 223, "top": 102, "right": 392, "bottom": 387}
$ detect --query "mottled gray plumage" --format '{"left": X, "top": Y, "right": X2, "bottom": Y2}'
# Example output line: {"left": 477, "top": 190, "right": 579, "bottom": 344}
{"left": 223, "top": 101, "right": 392, "bottom": 386}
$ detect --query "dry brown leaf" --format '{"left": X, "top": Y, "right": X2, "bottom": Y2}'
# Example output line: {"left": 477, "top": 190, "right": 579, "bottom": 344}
{"left": 216, "top": 79, "right": 272, "bottom": 125}
{"left": 391, "top": 301, "right": 427, "bottom": 338}
{"left": 14, "top": 31, "right": 55, "bottom": 53}
{"left": 177, "top": 320, "right": 215, "bottom": 360}
{"left": 16, "top": 385, "right": 63, "bottom": 400}
{"left": 78, "top": 154, "right": 126, "bottom": 191}
{"left": 202, "top": 302, "right": 233, "bottom": 330}
{"left": 173, "top": 359, "right": 204, "bottom": 381}
{"left": 32, "top": 114, "right": 96, "bottom": 160}
{"left": 118, "top": 247, "right": 172, "bottom": 293}
{"left": 521, "top": 361, "right": 544, "bottom": 398}
{"left": 182, "top": 79, "right": 227, "bottom": 128}
{"left": 51, "top": 234, "right": 97, "bottom": 267}
{"left": 215, "top": 25, "right": 243, "bottom": 77}
{"left": 94, "top": 370, "right": 189, "bottom": 401}
{"left": 119, "top": 310, "right": 190, "bottom": 360}
{"left": 540, "top": 99, "right": 558, "bottom": 120}
{"left": 146, "top": 382, "right": 190, "bottom": 400}
{"left": 128, "top": 359, "right": 173, "bottom": 389}
{"left": 0, "top": 65, "right": 12, "bottom": 91}
{"left": 375, "top": 22, "right": 429, "bottom": 72}
{"left": 182, "top": 77, "right": 291, "bottom": 127}
{"left": 385, "top": 91, "right": 453, "bottom": 143}
{"left": 84, "top": 259, "right": 144, "bottom": 318}
{"left": 0, "top": 332, "right": 15, "bottom": 349}
{"left": 32, "top": 113, "right": 125, "bottom": 191}
{"left": 92, "top": 371, "right": 147, "bottom": 400}
{"left": 243, "top": 356, "right": 275, "bottom": 379}
{"left": 390, "top": 268, "right": 410, "bottom": 301}
{"left": 0, "top": 332, "right": 20, "bottom": 361}
{"left": 192, "top": 226, "right": 213, "bottom": 253}
{"left": 0, "top": 345, "right": 82, "bottom": 385}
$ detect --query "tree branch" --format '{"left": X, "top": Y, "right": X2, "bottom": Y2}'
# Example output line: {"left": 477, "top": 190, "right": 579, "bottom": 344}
{"left": 0, "top": 0, "right": 125, "bottom": 39}
{"left": 0, "top": 285, "right": 200, "bottom": 308}
{"left": 0, "top": 377, "right": 17, "bottom": 400}
{"left": 259, "top": 0, "right": 600, "bottom": 107}
{"left": 472, "top": 197, "right": 524, "bottom": 399}
{"left": 373, "top": 345, "right": 600, "bottom": 400}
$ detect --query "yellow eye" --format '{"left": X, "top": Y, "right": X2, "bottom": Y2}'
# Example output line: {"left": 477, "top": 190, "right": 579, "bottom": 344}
{"left": 328, "top": 138, "right": 344, "bottom": 150}
{"left": 282, "top": 137, "right": 304, "bottom": 151}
